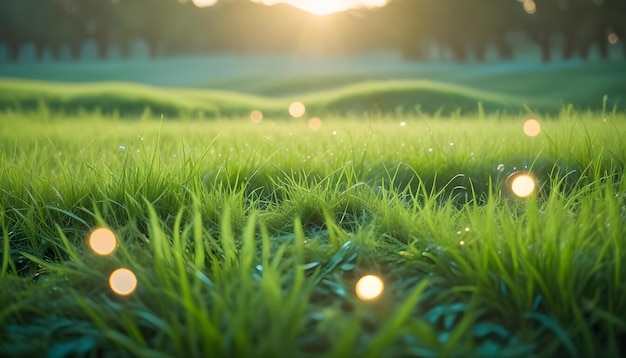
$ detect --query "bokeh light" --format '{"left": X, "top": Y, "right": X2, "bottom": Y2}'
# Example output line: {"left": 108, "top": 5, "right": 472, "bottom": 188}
{"left": 523, "top": 0, "right": 536, "bottom": 14}
{"left": 523, "top": 119, "right": 541, "bottom": 137}
{"left": 109, "top": 268, "right": 138, "bottom": 296}
{"left": 88, "top": 228, "right": 117, "bottom": 256}
{"left": 308, "top": 117, "right": 322, "bottom": 131}
{"left": 289, "top": 102, "right": 306, "bottom": 118}
{"left": 355, "top": 274, "right": 384, "bottom": 300}
{"left": 608, "top": 32, "right": 619, "bottom": 45}
{"left": 250, "top": 110, "right": 263, "bottom": 123}
{"left": 510, "top": 174, "right": 536, "bottom": 198}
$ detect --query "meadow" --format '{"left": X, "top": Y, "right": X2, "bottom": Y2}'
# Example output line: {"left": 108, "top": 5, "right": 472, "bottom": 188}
{"left": 1, "top": 91, "right": 625, "bottom": 357}
{"left": 3, "top": 55, "right": 626, "bottom": 116}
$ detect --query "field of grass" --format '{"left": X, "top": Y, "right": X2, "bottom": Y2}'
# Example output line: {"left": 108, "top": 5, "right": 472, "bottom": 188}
{"left": 0, "top": 77, "right": 545, "bottom": 118}
{"left": 1, "top": 97, "right": 625, "bottom": 357}
{"left": 2, "top": 55, "right": 626, "bottom": 116}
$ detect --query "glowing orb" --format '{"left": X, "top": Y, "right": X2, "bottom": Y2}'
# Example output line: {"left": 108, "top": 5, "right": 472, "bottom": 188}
{"left": 308, "top": 117, "right": 322, "bottom": 131}
{"left": 523, "top": 0, "right": 536, "bottom": 14}
{"left": 523, "top": 119, "right": 541, "bottom": 137}
{"left": 88, "top": 228, "right": 117, "bottom": 256}
{"left": 250, "top": 110, "right": 263, "bottom": 123}
{"left": 355, "top": 275, "right": 384, "bottom": 300}
{"left": 109, "top": 268, "right": 138, "bottom": 296}
{"left": 510, "top": 174, "right": 536, "bottom": 198}
{"left": 608, "top": 33, "right": 619, "bottom": 45}
{"left": 288, "top": 102, "right": 306, "bottom": 118}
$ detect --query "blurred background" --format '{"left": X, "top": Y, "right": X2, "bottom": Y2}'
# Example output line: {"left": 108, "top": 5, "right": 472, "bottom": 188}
{"left": 1, "top": 0, "right": 624, "bottom": 63}
{"left": 1, "top": 0, "right": 625, "bottom": 112}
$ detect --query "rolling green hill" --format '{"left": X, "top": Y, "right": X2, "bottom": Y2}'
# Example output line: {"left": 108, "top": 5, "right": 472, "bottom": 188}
{"left": 0, "top": 77, "right": 567, "bottom": 118}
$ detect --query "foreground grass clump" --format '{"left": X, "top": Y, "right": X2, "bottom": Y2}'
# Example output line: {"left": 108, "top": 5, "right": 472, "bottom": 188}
{"left": 1, "top": 111, "right": 625, "bottom": 357}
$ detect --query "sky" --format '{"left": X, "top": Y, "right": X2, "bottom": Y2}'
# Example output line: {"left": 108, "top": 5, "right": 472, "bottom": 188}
{"left": 191, "top": 0, "right": 389, "bottom": 16}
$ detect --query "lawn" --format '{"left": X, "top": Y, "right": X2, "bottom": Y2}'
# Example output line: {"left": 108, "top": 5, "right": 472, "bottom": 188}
{"left": 1, "top": 99, "right": 625, "bottom": 357}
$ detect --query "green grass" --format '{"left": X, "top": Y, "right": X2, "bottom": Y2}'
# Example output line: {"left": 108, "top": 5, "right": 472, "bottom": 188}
{"left": 1, "top": 105, "right": 625, "bottom": 357}
{"left": 1, "top": 73, "right": 620, "bottom": 119}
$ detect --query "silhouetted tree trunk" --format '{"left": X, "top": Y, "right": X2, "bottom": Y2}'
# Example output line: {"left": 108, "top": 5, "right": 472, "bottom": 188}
{"left": 5, "top": 42, "right": 20, "bottom": 62}
{"left": 494, "top": 35, "right": 514, "bottom": 60}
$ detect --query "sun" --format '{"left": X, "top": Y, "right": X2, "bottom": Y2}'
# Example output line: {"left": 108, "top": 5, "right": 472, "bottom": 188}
{"left": 194, "top": 0, "right": 389, "bottom": 16}
{"left": 253, "top": 0, "right": 389, "bottom": 16}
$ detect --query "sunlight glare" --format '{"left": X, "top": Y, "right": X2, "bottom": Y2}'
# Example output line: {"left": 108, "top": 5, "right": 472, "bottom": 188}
{"left": 355, "top": 275, "right": 384, "bottom": 300}
{"left": 192, "top": 0, "right": 218, "bottom": 7}
{"left": 250, "top": 110, "right": 264, "bottom": 123}
{"left": 252, "top": 0, "right": 388, "bottom": 16}
{"left": 109, "top": 268, "right": 138, "bottom": 296}
{"left": 510, "top": 174, "right": 536, "bottom": 198}
{"left": 308, "top": 117, "right": 322, "bottom": 131}
{"left": 88, "top": 228, "right": 117, "bottom": 256}
{"left": 289, "top": 102, "right": 306, "bottom": 118}
{"left": 523, "top": 119, "right": 541, "bottom": 137}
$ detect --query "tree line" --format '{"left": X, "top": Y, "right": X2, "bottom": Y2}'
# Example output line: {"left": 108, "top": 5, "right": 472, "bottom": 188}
{"left": 1, "top": 0, "right": 624, "bottom": 62}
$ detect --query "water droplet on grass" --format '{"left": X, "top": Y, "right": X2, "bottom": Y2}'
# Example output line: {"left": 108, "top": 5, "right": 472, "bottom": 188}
{"left": 119, "top": 146, "right": 126, "bottom": 152}
{"left": 497, "top": 164, "right": 505, "bottom": 172}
